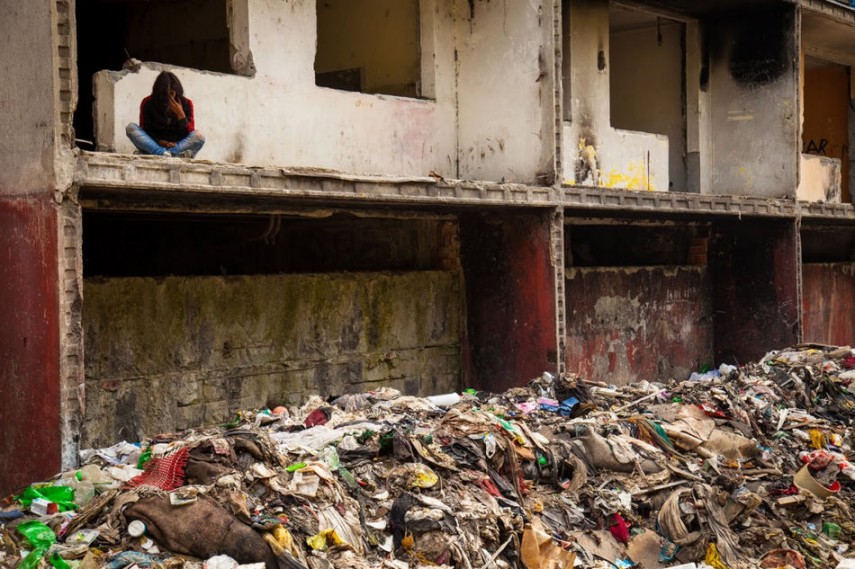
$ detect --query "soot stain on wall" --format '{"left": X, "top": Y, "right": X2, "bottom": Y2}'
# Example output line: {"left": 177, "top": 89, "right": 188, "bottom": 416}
{"left": 726, "top": 7, "right": 793, "bottom": 88}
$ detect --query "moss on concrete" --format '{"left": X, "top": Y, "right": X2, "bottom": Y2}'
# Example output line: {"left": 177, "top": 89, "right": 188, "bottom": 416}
{"left": 82, "top": 270, "right": 464, "bottom": 447}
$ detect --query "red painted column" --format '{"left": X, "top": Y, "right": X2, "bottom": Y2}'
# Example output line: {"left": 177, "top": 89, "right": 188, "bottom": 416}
{"left": 460, "top": 211, "right": 558, "bottom": 392}
{"left": 710, "top": 220, "right": 800, "bottom": 365}
{"left": 0, "top": 195, "right": 61, "bottom": 496}
{"left": 802, "top": 263, "right": 855, "bottom": 345}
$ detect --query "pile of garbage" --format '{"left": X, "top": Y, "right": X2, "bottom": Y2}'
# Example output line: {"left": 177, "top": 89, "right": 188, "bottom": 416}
{"left": 3, "top": 344, "right": 855, "bottom": 569}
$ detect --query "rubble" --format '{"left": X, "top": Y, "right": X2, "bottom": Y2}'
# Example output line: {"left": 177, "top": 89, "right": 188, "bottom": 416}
{"left": 2, "top": 344, "right": 855, "bottom": 569}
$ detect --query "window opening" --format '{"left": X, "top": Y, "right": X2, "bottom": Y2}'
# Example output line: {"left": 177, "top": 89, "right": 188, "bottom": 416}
{"left": 74, "top": 0, "right": 237, "bottom": 150}
{"left": 802, "top": 57, "right": 850, "bottom": 203}
{"left": 801, "top": 227, "right": 855, "bottom": 263}
{"left": 609, "top": 4, "right": 687, "bottom": 191}
{"left": 315, "top": 0, "right": 424, "bottom": 98}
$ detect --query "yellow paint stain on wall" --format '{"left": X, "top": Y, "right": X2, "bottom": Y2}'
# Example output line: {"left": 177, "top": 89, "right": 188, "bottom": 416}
{"left": 575, "top": 137, "right": 601, "bottom": 185}
{"left": 736, "top": 166, "right": 754, "bottom": 188}
{"left": 604, "top": 161, "right": 655, "bottom": 191}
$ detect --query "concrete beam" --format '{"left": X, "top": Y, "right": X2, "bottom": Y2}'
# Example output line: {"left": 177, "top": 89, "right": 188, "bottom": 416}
{"left": 74, "top": 152, "right": 855, "bottom": 222}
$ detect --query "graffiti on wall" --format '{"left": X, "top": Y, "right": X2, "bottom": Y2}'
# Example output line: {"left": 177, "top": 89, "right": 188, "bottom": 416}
{"left": 803, "top": 138, "right": 848, "bottom": 164}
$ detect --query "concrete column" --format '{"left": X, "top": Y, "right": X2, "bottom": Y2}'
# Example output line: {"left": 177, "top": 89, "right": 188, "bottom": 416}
{"left": 0, "top": 1, "right": 64, "bottom": 495}
{"left": 460, "top": 210, "right": 558, "bottom": 391}
{"left": 710, "top": 220, "right": 801, "bottom": 365}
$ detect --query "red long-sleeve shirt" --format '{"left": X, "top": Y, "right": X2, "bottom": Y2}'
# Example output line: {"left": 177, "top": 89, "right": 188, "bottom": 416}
{"left": 139, "top": 95, "right": 195, "bottom": 142}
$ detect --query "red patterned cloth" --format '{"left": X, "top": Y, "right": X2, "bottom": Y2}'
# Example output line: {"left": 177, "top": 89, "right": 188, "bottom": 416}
{"left": 126, "top": 448, "right": 189, "bottom": 491}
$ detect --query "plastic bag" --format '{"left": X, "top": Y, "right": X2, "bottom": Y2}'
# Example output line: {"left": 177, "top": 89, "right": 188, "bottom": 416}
{"left": 16, "top": 484, "right": 77, "bottom": 512}
{"left": 17, "top": 520, "right": 57, "bottom": 569}
{"left": 137, "top": 446, "right": 152, "bottom": 469}
{"left": 49, "top": 552, "right": 72, "bottom": 569}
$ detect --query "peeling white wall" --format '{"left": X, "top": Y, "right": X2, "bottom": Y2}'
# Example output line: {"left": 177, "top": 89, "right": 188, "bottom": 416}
{"left": 797, "top": 153, "right": 841, "bottom": 203}
{"left": 561, "top": 0, "right": 669, "bottom": 191}
{"left": 455, "top": 0, "right": 555, "bottom": 184}
{"left": 94, "top": 0, "right": 458, "bottom": 178}
{"left": 92, "top": 0, "right": 558, "bottom": 184}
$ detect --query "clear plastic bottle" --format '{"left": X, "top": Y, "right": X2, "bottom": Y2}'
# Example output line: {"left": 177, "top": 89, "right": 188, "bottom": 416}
{"left": 54, "top": 477, "right": 95, "bottom": 507}
{"left": 77, "top": 464, "right": 109, "bottom": 484}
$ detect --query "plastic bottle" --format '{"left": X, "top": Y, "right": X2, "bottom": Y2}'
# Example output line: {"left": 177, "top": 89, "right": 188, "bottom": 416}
{"left": 54, "top": 477, "right": 95, "bottom": 507}
{"left": 319, "top": 446, "right": 341, "bottom": 470}
{"left": 79, "top": 464, "right": 112, "bottom": 484}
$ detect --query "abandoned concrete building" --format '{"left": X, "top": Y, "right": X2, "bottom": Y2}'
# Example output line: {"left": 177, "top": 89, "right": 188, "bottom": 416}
{"left": 2, "top": 0, "right": 855, "bottom": 495}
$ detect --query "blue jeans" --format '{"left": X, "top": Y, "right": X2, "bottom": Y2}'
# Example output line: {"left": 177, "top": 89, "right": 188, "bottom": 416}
{"left": 125, "top": 123, "right": 205, "bottom": 157}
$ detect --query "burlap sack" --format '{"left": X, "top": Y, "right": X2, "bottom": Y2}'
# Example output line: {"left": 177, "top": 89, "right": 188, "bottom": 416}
{"left": 125, "top": 494, "right": 279, "bottom": 568}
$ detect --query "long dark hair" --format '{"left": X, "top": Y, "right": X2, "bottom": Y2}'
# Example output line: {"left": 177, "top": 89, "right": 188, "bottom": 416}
{"left": 151, "top": 71, "right": 184, "bottom": 112}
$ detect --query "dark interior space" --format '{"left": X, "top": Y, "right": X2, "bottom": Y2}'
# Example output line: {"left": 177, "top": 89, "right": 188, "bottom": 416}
{"left": 83, "top": 210, "right": 453, "bottom": 277}
{"left": 801, "top": 226, "right": 855, "bottom": 263}
{"left": 74, "top": 0, "right": 230, "bottom": 149}
{"left": 710, "top": 221, "right": 799, "bottom": 365}
{"left": 459, "top": 211, "right": 557, "bottom": 392}
{"left": 566, "top": 223, "right": 709, "bottom": 267}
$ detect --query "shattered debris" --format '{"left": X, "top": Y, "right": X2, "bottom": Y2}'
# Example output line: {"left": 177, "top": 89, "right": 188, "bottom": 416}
{"left": 3, "top": 344, "right": 855, "bottom": 569}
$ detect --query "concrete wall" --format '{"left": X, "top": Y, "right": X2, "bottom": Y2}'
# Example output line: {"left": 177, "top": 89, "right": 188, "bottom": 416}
{"left": 94, "top": 0, "right": 458, "bottom": 178}
{"left": 82, "top": 271, "right": 463, "bottom": 447}
{"left": 565, "top": 266, "right": 713, "bottom": 385}
{"left": 561, "top": 0, "right": 670, "bottom": 191}
{"left": 610, "top": 19, "right": 685, "bottom": 191}
{"left": 686, "top": 22, "right": 712, "bottom": 194}
{"left": 708, "top": 7, "right": 799, "bottom": 197}
{"left": 0, "top": 2, "right": 64, "bottom": 496}
{"left": 90, "top": 0, "right": 556, "bottom": 184}
{"left": 456, "top": 0, "right": 556, "bottom": 184}
{"left": 562, "top": 2, "right": 800, "bottom": 197}
{"left": 0, "top": 1, "right": 58, "bottom": 192}
{"left": 802, "top": 263, "right": 855, "bottom": 346}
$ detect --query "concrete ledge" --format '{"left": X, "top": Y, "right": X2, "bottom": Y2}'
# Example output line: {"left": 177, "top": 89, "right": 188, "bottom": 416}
{"left": 800, "top": 201, "right": 855, "bottom": 219}
{"left": 74, "top": 152, "right": 855, "bottom": 221}
{"left": 73, "top": 152, "right": 555, "bottom": 207}
{"left": 802, "top": 0, "right": 855, "bottom": 23}
{"left": 561, "top": 186, "right": 802, "bottom": 218}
